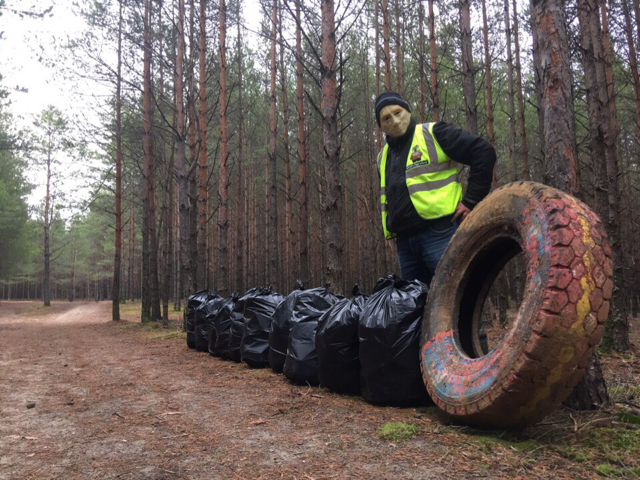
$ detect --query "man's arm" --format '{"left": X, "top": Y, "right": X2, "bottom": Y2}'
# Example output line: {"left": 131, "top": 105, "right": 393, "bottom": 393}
{"left": 432, "top": 121, "right": 496, "bottom": 210}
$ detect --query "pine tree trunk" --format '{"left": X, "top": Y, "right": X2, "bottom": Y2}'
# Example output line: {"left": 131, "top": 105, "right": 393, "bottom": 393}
{"left": 165, "top": 157, "right": 174, "bottom": 326}
{"left": 382, "top": 0, "right": 391, "bottom": 91}
{"left": 149, "top": 0, "right": 161, "bottom": 322}
{"left": 128, "top": 190, "right": 135, "bottom": 301}
{"left": 531, "top": 0, "right": 609, "bottom": 410}
{"left": 622, "top": 0, "right": 640, "bottom": 133}
{"left": 531, "top": 0, "right": 578, "bottom": 193}
{"left": 157, "top": 0, "right": 169, "bottom": 325}
{"left": 197, "top": 0, "right": 209, "bottom": 291}
{"left": 218, "top": 0, "right": 229, "bottom": 296}
{"left": 236, "top": 4, "right": 245, "bottom": 293}
{"left": 481, "top": 0, "right": 496, "bottom": 189}
{"left": 505, "top": 0, "right": 517, "bottom": 182}
{"left": 141, "top": 0, "right": 153, "bottom": 322}
{"left": 512, "top": 0, "right": 530, "bottom": 181}
{"left": 176, "top": 0, "right": 192, "bottom": 301}
{"left": 374, "top": 0, "right": 382, "bottom": 149}
{"left": 188, "top": 0, "right": 199, "bottom": 293}
{"left": 577, "top": 0, "right": 609, "bottom": 223}
{"left": 428, "top": 0, "right": 438, "bottom": 121}
{"left": 295, "top": 0, "right": 308, "bottom": 284}
{"left": 394, "top": 0, "right": 403, "bottom": 95}
{"left": 69, "top": 244, "right": 76, "bottom": 302}
{"left": 418, "top": 0, "right": 425, "bottom": 123}
{"left": 279, "top": 14, "right": 293, "bottom": 287}
{"left": 112, "top": 0, "right": 123, "bottom": 321}
{"left": 43, "top": 152, "right": 51, "bottom": 307}
{"left": 267, "top": 0, "right": 279, "bottom": 289}
{"left": 600, "top": 0, "right": 628, "bottom": 352}
{"left": 460, "top": 0, "right": 477, "bottom": 133}
{"left": 320, "top": 0, "right": 343, "bottom": 292}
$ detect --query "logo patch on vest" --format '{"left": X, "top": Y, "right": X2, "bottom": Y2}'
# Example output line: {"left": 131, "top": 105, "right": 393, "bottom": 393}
{"left": 410, "top": 145, "right": 421, "bottom": 161}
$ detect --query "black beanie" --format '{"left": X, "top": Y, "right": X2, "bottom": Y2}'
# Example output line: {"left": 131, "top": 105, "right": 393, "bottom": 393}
{"left": 375, "top": 92, "right": 411, "bottom": 126}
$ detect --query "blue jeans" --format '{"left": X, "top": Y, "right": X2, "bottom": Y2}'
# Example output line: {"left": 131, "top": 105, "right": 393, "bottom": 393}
{"left": 396, "top": 216, "right": 460, "bottom": 287}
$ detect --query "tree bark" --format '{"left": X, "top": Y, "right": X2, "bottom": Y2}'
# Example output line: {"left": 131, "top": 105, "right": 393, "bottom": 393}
{"left": 428, "top": 0, "right": 438, "bottom": 121}
{"left": 218, "top": 0, "right": 230, "bottom": 296}
{"left": 577, "top": 0, "right": 609, "bottom": 221}
{"left": 279, "top": 14, "right": 293, "bottom": 286}
{"left": 295, "top": 0, "right": 309, "bottom": 283}
{"left": 267, "top": 0, "right": 279, "bottom": 289}
{"left": 141, "top": 0, "right": 153, "bottom": 322}
{"left": 382, "top": 0, "right": 392, "bottom": 91}
{"left": 188, "top": 0, "right": 200, "bottom": 293}
{"left": 563, "top": 352, "right": 609, "bottom": 410}
{"left": 394, "top": 0, "right": 403, "bottom": 95}
{"left": 236, "top": 1, "right": 245, "bottom": 293}
{"left": 320, "top": 0, "right": 343, "bottom": 291}
{"left": 176, "top": 0, "right": 192, "bottom": 301}
{"left": 531, "top": 0, "right": 609, "bottom": 409}
{"left": 460, "top": 0, "right": 477, "bottom": 133}
{"left": 157, "top": 0, "right": 170, "bottom": 326}
{"left": 112, "top": 0, "right": 123, "bottom": 321}
{"left": 197, "top": 0, "right": 209, "bottom": 291}
{"left": 481, "top": 0, "right": 494, "bottom": 147}
{"left": 505, "top": 0, "right": 517, "bottom": 181}
{"left": 375, "top": 0, "right": 382, "bottom": 149}
{"left": 418, "top": 0, "right": 425, "bottom": 123}
{"left": 481, "top": 0, "right": 497, "bottom": 189}
{"left": 43, "top": 146, "right": 51, "bottom": 307}
{"left": 512, "top": 0, "right": 530, "bottom": 180}
{"left": 624, "top": 0, "right": 640, "bottom": 134}
{"left": 531, "top": 0, "right": 578, "bottom": 193}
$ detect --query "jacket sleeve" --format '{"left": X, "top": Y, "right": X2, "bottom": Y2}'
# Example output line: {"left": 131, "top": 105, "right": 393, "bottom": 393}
{"left": 432, "top": 121, "right": 496, "bottom": 210}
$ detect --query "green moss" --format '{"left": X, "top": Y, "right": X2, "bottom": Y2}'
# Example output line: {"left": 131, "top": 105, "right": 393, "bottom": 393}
{"left": 595, "top": 464, "right": 622, "bottom": 477}
{"left": 615, "top": 412, "right": 640, "bottom": 425}
{"left": 556, "top": 445, "right": 590, "bottom": 463}
{"left": 475, "top": 435, "right": 538, "bottom": 452}
{"left": 597, "top": 343, "right": 612, "bottom": 356}
{"left": 414, "top": 406, "right": 441, "bottom": 416}
{"left": 628, "top": 467, "right": 640, "bottom": 478}
{"left": 588, "top": 428, "right": 640, "bottom": 454}
{"left": 379, "top": 422, "right": 419, "bottom": 442}
{"left": 609, "top": 385, "right": 640, "bottom": 400}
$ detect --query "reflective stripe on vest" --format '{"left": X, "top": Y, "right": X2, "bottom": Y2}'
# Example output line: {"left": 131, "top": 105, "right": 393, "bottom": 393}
{"left": 378, "top": 122, "right": 462, "bottom": 240}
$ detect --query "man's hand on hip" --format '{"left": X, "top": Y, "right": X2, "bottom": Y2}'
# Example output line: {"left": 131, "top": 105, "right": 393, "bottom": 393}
{"left": 452, "top": 202, "right": 471, "bottom": 223}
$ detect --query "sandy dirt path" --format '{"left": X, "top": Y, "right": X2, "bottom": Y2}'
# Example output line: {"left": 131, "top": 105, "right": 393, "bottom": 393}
{"left": 0, "top": 301, "right": 626, "bottom": 480}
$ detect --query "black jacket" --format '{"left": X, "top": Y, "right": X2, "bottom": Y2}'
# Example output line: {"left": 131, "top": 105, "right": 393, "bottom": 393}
{"left": 383, "top": 120, "right": 496, "bottom": 235}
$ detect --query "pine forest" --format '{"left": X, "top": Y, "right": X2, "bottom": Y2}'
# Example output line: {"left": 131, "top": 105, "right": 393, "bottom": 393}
{"left": 1, "top": 0, "right": 639, "bottom": 353}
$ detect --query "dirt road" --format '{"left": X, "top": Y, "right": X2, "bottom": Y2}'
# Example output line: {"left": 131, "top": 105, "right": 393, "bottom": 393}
{"left": 1, "top": 301, "right": 637, "bottom": 479}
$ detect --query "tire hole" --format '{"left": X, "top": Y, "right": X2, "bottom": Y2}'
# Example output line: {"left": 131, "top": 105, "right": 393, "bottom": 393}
{"left": 457, "top": 236, "right": 526, "bottom": 359}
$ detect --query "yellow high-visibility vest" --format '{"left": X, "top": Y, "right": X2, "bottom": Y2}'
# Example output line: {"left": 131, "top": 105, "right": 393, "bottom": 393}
{"left": 378, "top": 122, "right": 462, "bottom": 239}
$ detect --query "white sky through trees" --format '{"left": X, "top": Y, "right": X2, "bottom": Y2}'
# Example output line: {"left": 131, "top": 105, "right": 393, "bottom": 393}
{"left": 1, "top": 0, "right": 263, "bottom": 213}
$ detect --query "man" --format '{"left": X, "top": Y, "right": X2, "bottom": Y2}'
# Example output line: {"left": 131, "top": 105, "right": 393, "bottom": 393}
{"left": 376, "top": 92, "right": 496, "bottom": 286}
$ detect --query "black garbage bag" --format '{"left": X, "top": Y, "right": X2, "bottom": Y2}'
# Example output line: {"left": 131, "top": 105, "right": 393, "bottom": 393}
{"left": 283, "top": 285, "right": 342, "bottom": 385}
{"left": 205, "top": 293, "right": 234, "bottom": 357}
{"left": 359, "top": 274, "right": 431, "bottom": 406}
{"left": 194, "top": 292, "right": 224, "bottom": 352}
{"left": 240, "top": 287, "right": 285, "bottom": 368}
{"left": 186, "top": 289, "right": 210, "bottom": 349}
{"left": 228, "top": 287, "right": 261, "bottom": 363}
{"left": 209, "top": 293, "right": 239, "bottom": 358}
{"left": 269, "top": 280, "right": 305, "bottom": 373}
{"left": 316, "top": 284, "right": 368, "bottom": 395}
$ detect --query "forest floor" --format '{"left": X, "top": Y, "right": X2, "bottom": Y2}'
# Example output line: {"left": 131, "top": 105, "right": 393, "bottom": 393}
{"left": 0, "top": 301, "right": 639, "bottom": 480}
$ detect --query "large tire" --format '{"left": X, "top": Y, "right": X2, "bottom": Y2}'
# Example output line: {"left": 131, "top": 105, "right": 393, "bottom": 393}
{"left": 420, "top": 182, "right": 613, "bottom": 428}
